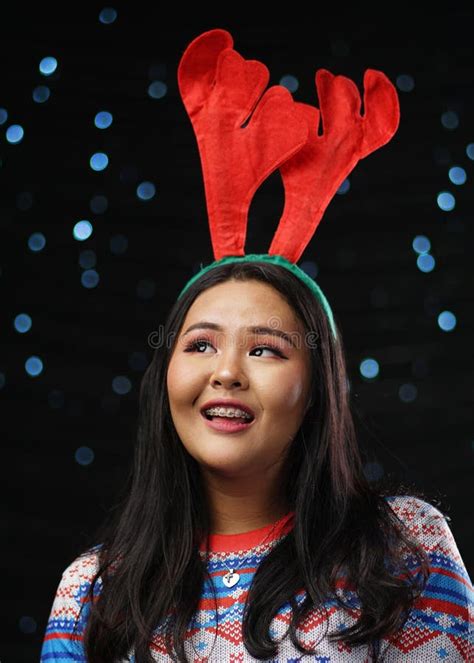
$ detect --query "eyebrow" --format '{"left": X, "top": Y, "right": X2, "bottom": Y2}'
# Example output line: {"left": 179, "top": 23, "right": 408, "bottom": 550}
{"left": 182, "top": 321, "right": 297, "bottom": 348}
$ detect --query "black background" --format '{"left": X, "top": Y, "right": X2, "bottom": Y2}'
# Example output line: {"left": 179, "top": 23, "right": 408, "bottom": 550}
{"left": 1, "top": 5, "right": 473, "bottom": 660}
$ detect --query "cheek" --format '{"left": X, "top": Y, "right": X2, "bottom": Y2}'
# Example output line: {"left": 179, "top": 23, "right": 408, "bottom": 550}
{"left": 260, "top": 363, "right": 309, "bottom": 411}
{"left": 167, "top": 356, "right": 202, "bottom": 406}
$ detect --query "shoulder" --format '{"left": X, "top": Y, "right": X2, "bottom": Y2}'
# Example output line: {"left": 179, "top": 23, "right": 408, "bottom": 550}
{"left": 40, "top": 545, "right": 103, "bottom": 661}
{"left": 383, "top": 494, "right": 463, "bottom": 560}
{"left": 379, "top": 494, "right": 474, "bottom": 662}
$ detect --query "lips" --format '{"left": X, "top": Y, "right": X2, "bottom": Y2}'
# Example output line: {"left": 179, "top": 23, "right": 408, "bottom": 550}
{"left": 199, "top": 399, "right": 255, "bottom": 420}
{"left": 200, "top": 411, "right": 256, "bottom": 433}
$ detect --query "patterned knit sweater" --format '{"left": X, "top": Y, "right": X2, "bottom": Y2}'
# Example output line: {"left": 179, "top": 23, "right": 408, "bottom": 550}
{"left": 40, "top": 495, "right": 473, "bottom": 661}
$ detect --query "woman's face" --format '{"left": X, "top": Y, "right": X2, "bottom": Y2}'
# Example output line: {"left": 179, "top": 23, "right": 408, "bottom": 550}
{"left": 166, "top": 279, "right": 312, "bottom": 479}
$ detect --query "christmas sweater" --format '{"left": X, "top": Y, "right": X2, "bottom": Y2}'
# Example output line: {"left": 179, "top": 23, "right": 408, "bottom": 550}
{"left": 40, "top": 495, "right": 473, "bottom": 661}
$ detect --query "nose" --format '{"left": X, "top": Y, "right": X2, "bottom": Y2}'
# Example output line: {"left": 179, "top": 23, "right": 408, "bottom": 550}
{"left": 209, "top": 347, "right": 249, "bottom": 389}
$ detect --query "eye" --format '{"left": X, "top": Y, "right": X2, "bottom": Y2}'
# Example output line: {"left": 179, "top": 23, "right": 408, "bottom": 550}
{"left": 184, "top": 338, "right": 285, "bottom": 357}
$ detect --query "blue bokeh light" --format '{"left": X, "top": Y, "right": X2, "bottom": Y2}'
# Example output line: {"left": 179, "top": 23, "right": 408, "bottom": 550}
{"left": 90, "top": 194, "right": 108, "bottom": 214}
{"left": 14, "top": 313, "right": 32, "bottom": 333}
{"left": 148, "top": 81, "right": 167, "bottom": 99}
{"left": 396, "top": 74, "right": 415, "bottom": 92}
{"left": 363, "top": 461, "right": 385, "bottom": 482}
{"left": 360, "top": 358, "right": 379, "bottom": 379}
{"left": 79, "top": 249, "right": 97, "bottom": 269}
{"left": 39, "top": 56, "right": 58, "bottom": 76}
{"left": 412, "top": 235, "right": 431, "bottom": 254}
{"left": 441, "top": 110, "right": 459, "bottom": 130}
{"left": 33, "top": 86, "right": 51, "bottom": 103}
{"left": 6, "top": 124, "right": 24, "bottom": 144}
{"left": 448, "top": 166, "right": 466, "bottom": 185}
{"left": 279, "top": 74, "right": 299, "bottom": 93}
{"left": 467, "top": 143, "right": 474, "bottom": 160}
{"left": 110, "top": 234, "right": 128, "bottom": 255}
{"left": 25, "top": 356, "right": 43, "bottom": 377}
{"left": 337, "top": 178, "right": 350, "bottom": 194}
{"left": 437, "top": 191, "right": 455, "bottom": 211}
{"left": 399, "top": 383, "right": 418, "bottom": 403}
{"left": 99, "top": 7, "right": 118, "bottom": 24}
{"left": 417, "top": 253, "right": 435, "bottom": 273}
{"left": 19, "top": 616, "right": 37, "bottom": 634}
{"left": 0, "top": 108, "right": 8, "bottom": 124}
{"left": 438, "top": 310, "right": 456, "bottom": 332}
{"left": 73, "top": 220, "right": 93, "bottom": 241}
{"left": 136, "top": 181, "right": 156, "bottom": 201}
{"left": 300, "top": 260, "right": 318, "bottom": 279}
{"left": 28, "top": 232, "right": 46, "bottom": 252}
{"left": 90, "top": 152, "right": 109, "bottom": 171}
{"left": 81, "top": 269, "right": 100, "bottom": 288}
{"left": 112, "top": 375, "right": 132, "bottom": 395}
{"left": 94, "top": 111, "right": 113, "bottom": 129}
{"left": 75, "top": 446, "right": 95, "bottom": 466}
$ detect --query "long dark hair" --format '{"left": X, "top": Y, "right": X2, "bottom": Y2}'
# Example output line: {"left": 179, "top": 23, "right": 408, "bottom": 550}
{"left": 75, "top": 260, "right": 432, "bottom": 662}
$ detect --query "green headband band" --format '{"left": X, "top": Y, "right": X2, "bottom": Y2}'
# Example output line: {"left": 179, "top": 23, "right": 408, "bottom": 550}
{"left": 177, "top": 254, "right": 338, "bottom": 342}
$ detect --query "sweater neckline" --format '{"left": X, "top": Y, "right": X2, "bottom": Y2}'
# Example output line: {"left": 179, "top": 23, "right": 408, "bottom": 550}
{"left": 199, "top": 510, "right": 295, "bottom": 553}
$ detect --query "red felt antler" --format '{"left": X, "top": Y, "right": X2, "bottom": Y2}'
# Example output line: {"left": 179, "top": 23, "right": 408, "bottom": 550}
{"left": 178, "top": 28, "right": 309, "bottom": 260}
{"left": 269, "top": 68, "right": 400, "bottom": 262}
{"left": 178, "top": 29, "right": 400, "bottom": 263}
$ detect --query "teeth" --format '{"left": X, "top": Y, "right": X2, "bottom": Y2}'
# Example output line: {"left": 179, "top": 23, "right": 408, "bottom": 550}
{"left": 204, "top": 406, "right": 252, "bottom": 419}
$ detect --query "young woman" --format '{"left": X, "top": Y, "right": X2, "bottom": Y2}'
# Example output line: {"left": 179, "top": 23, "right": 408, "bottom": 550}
{"left": 41, "top": 28, "right": 473, "bottom": 662}
{"left": 40, "top": 260, "right": 473, "bottom": 662}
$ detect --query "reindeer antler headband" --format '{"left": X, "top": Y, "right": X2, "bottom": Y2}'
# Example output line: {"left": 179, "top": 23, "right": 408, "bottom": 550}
{"left": 176, "top": 28, "right": 400, "bottom": 341}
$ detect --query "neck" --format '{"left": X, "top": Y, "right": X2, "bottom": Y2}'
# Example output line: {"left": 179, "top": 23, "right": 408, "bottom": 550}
{"left": 201, "top": 467, "right": 290, "bottom": 535}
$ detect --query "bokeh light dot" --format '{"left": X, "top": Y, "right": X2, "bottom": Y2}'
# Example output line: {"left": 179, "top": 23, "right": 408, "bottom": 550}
{"left": 466, "top": 143, "right": 474, "bottom": 160}
{"left": 136, "top": 181, "right": 156, "bottom": 201}
{"left": 6, "top": 124, "right": 24, "bottom": 144}
{"left": 360, "top": 358, "right": 379, "bottom": 379}
{"left": 28, "top": 232, "right": 46, "bottom": 252}
{"left": 441, "top": 110, "right": 459, "bottom": 130}
{"left": 396, "top": 74, "right": 415, "bottom": 92}
{"left": 448, "top": 166, "right": 466, "bottom": 185}
{"left": 412, "top": 235, "right": 431, "bottom": 254}
{"left": 129, "top": 351, "right": 148, "bottom": 372}
{"left": 48, "top": 389, "right": 65, "bottom": 409}
{"left": 0, "top": 108, "right": 8, "bottom": 124}
{"left": 437, "top": 191, "right": 455, "bottom": 211}
{"left": 148, "top": 81, "right": 167, "bottom": 99}
{"left": 90, "top": 194, "right": 108, "bottom": 214}
{"left": 75, "top": 446, "right": 95, "bottom": 466}
{"left": 81, "top": 269, "right": 100, "bottom": 289}
{"left": 399, "top": 383, "right": 418, "bottom": 403}
{"left": 14, "top": 313, "right": 32, "bottom": 333}
{"left": 337, "top": 178, "right": 350, "bottom": 194}
{"left": 90, "top": 152, "right": 109, "bottom": 171}
{"left": 99, "top": 7, "right": 118, "bottom": 24}
{"left": 417, "top": 253, "right": 435, "bottom": 273}
{"left": 19, "top": 616, "right": 37, "bottom": 634}
{"left": 39, "top": 56, "right": 58, "bottom": 76}
{"left": 110, "top": 234, "right": 128, "bottom": 255}
{"left": 438, "top": 310, "right": 456, "bottom": 332}
{"left": 17, "top": 191, "right": 34, "bottom": 211}
{"left": 25, "top": 356, "right": 43, "bottom": 377}
{"left": 79, "top": 249, "right": 97, "bottom": 270}
{"left": 363, "top": 461, "right": 385, "bottom": 482}
{"left": 112, "top": 375, "right": 132, "bottom": 395}
{"left": 94, "top": 111, "right": 113, "bottom": 129}
{"left": 73, "top": 220, "right": 93, "bottom": 241}
{"left": 279, "top": 74, "right": 299, "bottom": 93}
{"left": 32, "top": 85, "right": 51, "bottom": 103}
{"left": 300, "top": 260, "right": 318, "bottom": 279}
